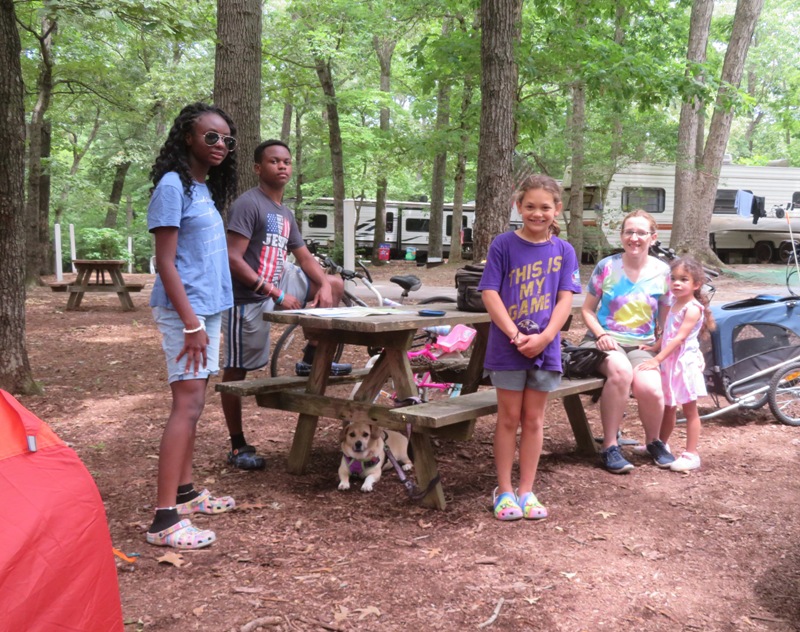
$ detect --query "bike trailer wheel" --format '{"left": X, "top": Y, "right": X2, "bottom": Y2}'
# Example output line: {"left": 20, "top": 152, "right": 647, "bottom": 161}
{"left": 767, "top": 361, "right": 800, "bottom": 426}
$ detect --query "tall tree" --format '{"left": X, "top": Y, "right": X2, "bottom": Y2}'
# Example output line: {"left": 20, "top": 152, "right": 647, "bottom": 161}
{"left": 371, "top": 34, "right": 396, "bottom": 264}
{"left": 473, "top": 0, "right": 522, "bottom": 261}
{"left": 672, "top": 0, "right": 765, "bottom": 259}
{"left": 214, "top": 0, "right": 263, "bottom": 201}
{"left": 0, "top": 0, "right": 37, "bottom": 393}
{"left": 19, "top": 12, "right": 56, "bottom": 283}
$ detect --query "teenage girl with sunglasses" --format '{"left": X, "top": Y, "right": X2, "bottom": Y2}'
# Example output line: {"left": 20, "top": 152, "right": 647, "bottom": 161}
{"left": 145, "top": 102, "right": 239, "bottom": 549}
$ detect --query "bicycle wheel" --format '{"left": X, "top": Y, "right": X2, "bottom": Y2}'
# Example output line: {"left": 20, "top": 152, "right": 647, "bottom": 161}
{"left": 269, "top": 323, "right": 345, "bottom": 377}
{"left": 787, "top": 266, "right": 799, "bottom": 297}
{"left": 767, "top": 362, "right": 800, "bottom": 426}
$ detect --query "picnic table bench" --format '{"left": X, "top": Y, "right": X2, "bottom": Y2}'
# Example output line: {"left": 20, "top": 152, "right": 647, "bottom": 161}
{"left": 50, "top": 260, "right": 144, "bottom": 311}
{"left": 217, "top": 305, "right": 605, "bottom": 510}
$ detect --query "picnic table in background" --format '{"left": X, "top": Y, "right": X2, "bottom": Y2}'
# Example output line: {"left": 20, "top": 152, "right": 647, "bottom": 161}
{"left": 50, "top": 259, "right": 145, "bottom": 312}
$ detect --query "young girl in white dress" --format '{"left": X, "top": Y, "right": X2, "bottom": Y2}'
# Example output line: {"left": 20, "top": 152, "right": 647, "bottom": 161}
{"left": 636, "top": 257, "right": 715, "bottom": 471}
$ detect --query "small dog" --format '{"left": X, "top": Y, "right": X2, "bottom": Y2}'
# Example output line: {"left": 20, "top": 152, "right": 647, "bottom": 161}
{"left": 338, "top": 422, "right": 413, "bottom": 492}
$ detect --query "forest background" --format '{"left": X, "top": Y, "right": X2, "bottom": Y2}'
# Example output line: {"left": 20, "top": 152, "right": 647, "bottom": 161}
{"left": 2, "top": 0, "right": 799, "bottom": 394}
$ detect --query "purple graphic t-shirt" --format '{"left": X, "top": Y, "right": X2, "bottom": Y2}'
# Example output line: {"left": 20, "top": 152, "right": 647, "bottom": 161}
{"left": 478, "top": 232, "right": 581, "bottom": 372}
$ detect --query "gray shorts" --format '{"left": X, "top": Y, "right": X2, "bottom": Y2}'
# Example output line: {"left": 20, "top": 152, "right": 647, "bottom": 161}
{"left": 484, "top": 369, "right": 562, "bottom": 392}
{"left": 223, "top": 262, "right": 310, "bottom": 371}
{"left": 579, "top": 337, "right": 653, "bottom": 368}
{"left": 152, "top": 307, "right": 222, "bottom": 384}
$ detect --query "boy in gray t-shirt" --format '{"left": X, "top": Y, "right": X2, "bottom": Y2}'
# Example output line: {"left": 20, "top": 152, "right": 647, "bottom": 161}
{"left": 220, "top": 140, "right": 349, "bottom": 470}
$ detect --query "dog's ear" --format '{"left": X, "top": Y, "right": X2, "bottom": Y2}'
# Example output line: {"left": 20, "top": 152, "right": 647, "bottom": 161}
{"left": 339, "top": 424, "right": 350, "bottom": 444}
{"left": 369, "top": 424, "right": 382, "bottom": 439}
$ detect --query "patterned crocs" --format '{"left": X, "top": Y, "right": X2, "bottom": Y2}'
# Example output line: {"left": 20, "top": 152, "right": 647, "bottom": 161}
{"left": 517, "top": 491, "right": 548, "bottom": 520}
{"left": 146, "top": 519, "right": 216, "bottom": 550}
{"left": 176, "top": 489, "right": 236, "bottom": 515}
{"left": 492, "top": 487, "right": 523, "bottom": 521}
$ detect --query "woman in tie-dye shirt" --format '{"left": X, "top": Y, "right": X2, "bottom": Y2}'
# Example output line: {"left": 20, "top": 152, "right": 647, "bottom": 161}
{"left": 580, "top": 210, "right": 673, "bottom": 474}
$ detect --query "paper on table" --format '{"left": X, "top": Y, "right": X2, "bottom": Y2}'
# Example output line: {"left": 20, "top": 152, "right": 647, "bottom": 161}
{"left": 280, "top": 306, "right": 402, "bottom": 318}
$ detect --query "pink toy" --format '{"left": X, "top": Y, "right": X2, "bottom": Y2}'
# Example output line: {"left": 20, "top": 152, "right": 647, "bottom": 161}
{"left": 434, "top": 324, "right": 477, "bottom": 353}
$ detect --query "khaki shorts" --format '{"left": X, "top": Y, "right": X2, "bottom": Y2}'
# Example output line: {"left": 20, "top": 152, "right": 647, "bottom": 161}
{"left": 579, "top": 337, "right": 653, "bottom": 369}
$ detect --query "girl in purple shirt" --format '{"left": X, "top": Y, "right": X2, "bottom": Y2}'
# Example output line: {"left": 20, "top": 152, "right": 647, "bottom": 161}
{"left": 479, "top": 175, "right": 580, "bottom": 521}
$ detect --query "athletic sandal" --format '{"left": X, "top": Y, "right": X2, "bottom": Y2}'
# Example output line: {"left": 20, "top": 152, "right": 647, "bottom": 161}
{"left": 146, "top": 519, "right": 216, "bottom": 550}
{"left": 492, "top": 487, "right": 523, "bottom": 521}
{"left": 517, "top": 490, "right": 548, "bottom": 520}
{"left": 176, "top": 489, "right": 235, "bottom": 515}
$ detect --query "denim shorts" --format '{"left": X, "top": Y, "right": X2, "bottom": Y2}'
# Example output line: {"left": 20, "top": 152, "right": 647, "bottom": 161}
{"left": 485, "top": 369, "right": 562, "bottom": 392}
{"left": 152, "top": 307, "right": 222, "bottom": 383}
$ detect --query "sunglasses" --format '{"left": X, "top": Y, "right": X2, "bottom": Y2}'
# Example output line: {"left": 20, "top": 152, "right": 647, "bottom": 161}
{"left": 203, "top": 131, "right": 236, "bottom": 151}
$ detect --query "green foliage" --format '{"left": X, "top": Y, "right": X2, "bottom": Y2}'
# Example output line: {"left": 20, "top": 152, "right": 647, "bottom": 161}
{"left": 78, "top": 228, "right": 132, "bottom": 262}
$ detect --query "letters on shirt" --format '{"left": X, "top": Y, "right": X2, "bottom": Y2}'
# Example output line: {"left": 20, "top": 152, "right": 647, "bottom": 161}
{"left": 505, "top": 255, "right": 561, "bottom": 321}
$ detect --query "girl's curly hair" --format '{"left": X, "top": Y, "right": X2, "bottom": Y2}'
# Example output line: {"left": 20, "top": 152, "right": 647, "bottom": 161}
{"left": 149, "top": 102, "right": 238, "bottom": 211}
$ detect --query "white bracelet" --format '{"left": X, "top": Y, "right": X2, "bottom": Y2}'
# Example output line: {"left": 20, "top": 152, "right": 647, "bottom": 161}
{"left": 183, "top": 322, "right": 205, "bottom": 334}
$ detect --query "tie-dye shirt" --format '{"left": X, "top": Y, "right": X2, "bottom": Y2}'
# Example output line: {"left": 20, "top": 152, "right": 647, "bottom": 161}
{"left": 586, "top": 253, "right": 670, "bottom": 346}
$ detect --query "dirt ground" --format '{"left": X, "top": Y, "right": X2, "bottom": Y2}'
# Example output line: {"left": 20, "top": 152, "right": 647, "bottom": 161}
{"left": 18, "top": 260, "right": 800, "bottom": 632}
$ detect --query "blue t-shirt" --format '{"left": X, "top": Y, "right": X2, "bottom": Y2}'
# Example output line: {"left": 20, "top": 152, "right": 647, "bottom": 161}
{"left": 478, "top": 232, "right": 581, "bottom": 372}
{"left": 147, "top": 172, "right": 233, "bottom": 315}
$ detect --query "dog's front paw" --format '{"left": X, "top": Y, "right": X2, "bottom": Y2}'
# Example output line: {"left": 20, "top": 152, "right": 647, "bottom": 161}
{"left": 402, "top": 463, "right": 414, "bottom": 472}
{"left": 361, "top": 479, "right": 375, "bottom": 492}
{"left": 338, "top": 480, "right": 351, "bottom": 491}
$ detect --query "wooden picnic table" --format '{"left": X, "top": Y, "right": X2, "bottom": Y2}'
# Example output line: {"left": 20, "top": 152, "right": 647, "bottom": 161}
{"left": 217, "top": 304, "right": 606, "bottom": 510}
{"left": 62, "top": 259, "right": 144, "bottom": 312}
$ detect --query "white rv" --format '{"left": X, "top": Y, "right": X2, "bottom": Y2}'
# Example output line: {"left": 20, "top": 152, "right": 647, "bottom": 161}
{"left": 564, "top": 162, "right": 800, "bottom": 262}
{"left": 298, "top": 198, "right": 475, "bottom": 259}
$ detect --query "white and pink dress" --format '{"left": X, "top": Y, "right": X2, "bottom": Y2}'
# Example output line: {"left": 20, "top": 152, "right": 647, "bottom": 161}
{"left": 661, "top": 299, "right": 707, "bottom": 406}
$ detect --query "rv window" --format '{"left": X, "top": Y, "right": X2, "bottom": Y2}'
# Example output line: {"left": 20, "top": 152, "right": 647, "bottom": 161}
{"left": 308, "top": 213, "right": 328, "bottom": 228}
{"left": 386, "top": 212, "right": 394, "bottom": 232}
{"left": 564, "top": 186, "right": 600, "bottom": 211}
{"left": 713, "top": 189, "right": 737, "bottom": 215}
{"left": 621, "top": 187, "right": 665, "bottom": 214}
{"left": 406, "top": 218, "right": 429, "bottom": 232}
{"left": 445, "top": 214, "right": 470, "bottom": 237}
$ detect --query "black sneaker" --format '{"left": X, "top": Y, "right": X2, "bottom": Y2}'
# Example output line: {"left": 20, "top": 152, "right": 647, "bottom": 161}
{"left": 646, "top": 439, "right": 675, "bottom": 469}
{"left": 601, "top": 445, "right": 634, "bottom": 474}
{"left": 227, "top": 445, "right": 266, "bottom": 471}
{"left": 295, "top": 361, "right": 353, "bottom": 377}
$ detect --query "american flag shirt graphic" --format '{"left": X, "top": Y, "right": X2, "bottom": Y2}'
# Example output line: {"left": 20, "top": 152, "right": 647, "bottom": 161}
{"left": 257, "top": 212, "right": 291, "bottom": 284}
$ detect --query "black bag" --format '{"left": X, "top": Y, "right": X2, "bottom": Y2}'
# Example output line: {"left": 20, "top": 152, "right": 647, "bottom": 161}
{"left": 561, "top": 340, "right": 607, "bottom": 379}
{"left": 455, "top": 263, "right": 486, "bottom": 312}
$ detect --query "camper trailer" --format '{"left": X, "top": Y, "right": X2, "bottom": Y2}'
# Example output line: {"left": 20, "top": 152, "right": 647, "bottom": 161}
{"left": 299, "top": 198, "right": 475, "bottom": 259}
{"left": 564, "top": 162, "right": 800, "bottom": 262}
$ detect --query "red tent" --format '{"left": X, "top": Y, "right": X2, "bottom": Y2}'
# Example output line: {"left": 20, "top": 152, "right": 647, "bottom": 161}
{"left": 0, "top": 390, "right": 123, "bottom": 631}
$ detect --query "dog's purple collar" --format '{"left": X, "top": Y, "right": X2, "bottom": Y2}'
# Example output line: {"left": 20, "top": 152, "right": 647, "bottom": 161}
{"left": 345, "top": 455, "right": 381, "bottom": 476}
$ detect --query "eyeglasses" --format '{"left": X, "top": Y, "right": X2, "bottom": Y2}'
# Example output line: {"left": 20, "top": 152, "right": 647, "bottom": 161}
{"left": 203, "top": 131, "right": 236, "bottom": 151}
{"left": 622, "top": 229, "right": 654, "bottom": 238}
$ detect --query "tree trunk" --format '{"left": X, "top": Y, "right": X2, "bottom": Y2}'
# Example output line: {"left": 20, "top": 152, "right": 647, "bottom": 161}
{"left": 429, "top": 21, "right": 452, "bottom": 261}
{"left": 451, "top": 72, "right": 475, "bottom": 265}
{"left": 315, "top": 56, "right": 345, "bottom": 254}
{"left": 566, "top": 80, "right": 586, "bottom": 262}
{"left": 294, "top": 105, "right": 304, "bottom": 222}
{"left": 214, "top": 0, "right": 262, "bottom": 205}
{"left": 690, "top": 0, "right": 765, "bottom": 261}
{"left": 104, "top": 161, "right": 131, "bottom": 228}
{"left": 473, "top": 0, "right": 522, "bottom": 262}
{"left": 39, "top": 121, "right": 52, "bottom": 273}
{"left": 24, "top": 15, "right": 55, "bottom": 284}
{"left": 0, "top": 0, "right": 37, "bottom": 394}
{"left": 371, "top": 36, "right": 395, "bottom": 264}
{"left": 672, "top": 0, "right": 713, "bottom": 253}
{"left": 281, "top": 100, "right": 292, "bottom": 144}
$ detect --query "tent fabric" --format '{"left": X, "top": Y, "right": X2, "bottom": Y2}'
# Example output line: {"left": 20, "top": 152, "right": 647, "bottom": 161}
{"left": 0, "top": 390, "right": 124, "bottom": 632}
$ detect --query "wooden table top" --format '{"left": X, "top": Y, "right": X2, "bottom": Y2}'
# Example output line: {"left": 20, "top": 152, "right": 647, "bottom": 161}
{"left": 262, "top": 303, "right": 490, "bottom": 334}
{"left": 72, "top": 259, "right": 126, "bottom": 267}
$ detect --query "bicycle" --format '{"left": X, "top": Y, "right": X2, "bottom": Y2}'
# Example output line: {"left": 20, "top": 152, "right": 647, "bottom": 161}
{"left": 269, "top": 256, "right": 456, "bottom": 377}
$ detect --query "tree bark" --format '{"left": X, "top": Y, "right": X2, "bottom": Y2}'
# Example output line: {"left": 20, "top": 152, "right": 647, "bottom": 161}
{"left": 690, "top": 0, "right": 765, "bottom": 260}
{"left": 372, "top": 36, "right": 395, "bottom": 264}
{"left": 281, "top": 100, "right": 293, "bottom": 144}
{"left": 566, "top": 80, "right": 586, "bottom": 262}
{"left": 214, "top": 0, "right": 262, "bottom": 204}
{"left": 39, "top": 121, "right": 52, "bottom": 273}
{"left": 474, "top": 0, "right": 522, "bottom": 262}
{"left": 294, "top": 105, "right": 304, "bottom": 222}
{"left": 429, "top": 20, "right": 452, "bottom": 261}
{"left": 104, "top": 161, "right": 131, "bottom": 228}
{"left": 672, "top": 0, "right": 713, "bottom": 253}
{"left": 0, "top": 0, "right": 37, "bottom": 393}
{"left": 451, "top": 71, "right": 475, "bottom": 265}
{"left": 315, "top": 56, "right": 345, "bottom": 253}
{"left": 24, "top": 15, "right": 55, "bottom": 283}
